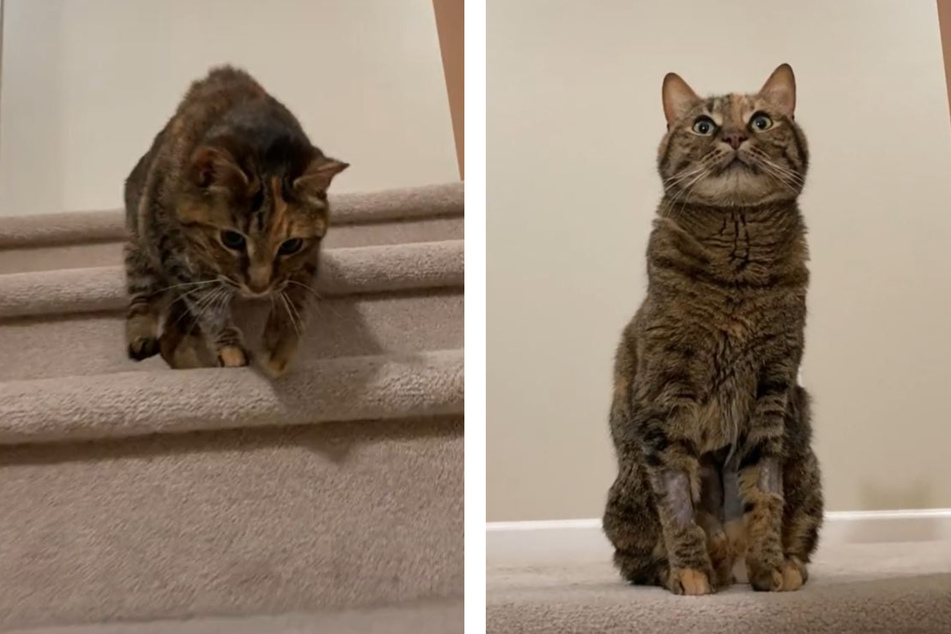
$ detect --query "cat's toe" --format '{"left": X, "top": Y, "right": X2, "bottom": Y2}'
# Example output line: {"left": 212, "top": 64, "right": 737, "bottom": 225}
{"left": 747, "top": 561, "right": 785, "bottom": 592}
{"left": 128, "top": 336, "right": 160, "bottom": 360}
{"left": 779, "top": 557, "right": 807, "bottom": 591}
{"left": 669, "top": 567, "right": 714, "bottom": 596}
{"left": 217, "top": 346, "right": 250, "bottom": 368}
{"left": 259, "top": 352, "right": 289, "bottom": 379}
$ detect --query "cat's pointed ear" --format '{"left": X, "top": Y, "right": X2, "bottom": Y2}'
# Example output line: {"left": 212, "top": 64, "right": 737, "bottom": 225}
{"left": 662, "top": 73, "right": 700, "bottom": 127}
{"left": 293, "top": 155, "right": 349, "bottom": 198}
{"left": 759, "top": 63, "right": 796, "bottom": 118}
{"left": 191, "top": 146, "right": 250, "bottom": 194}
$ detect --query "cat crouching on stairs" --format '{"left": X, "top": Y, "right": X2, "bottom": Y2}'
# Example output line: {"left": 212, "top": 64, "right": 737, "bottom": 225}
{"left": 123, "top": 66, "right": 348, "bottom": 377}
{"left": 603, "top": 64, "right": 823, "bottom": 595}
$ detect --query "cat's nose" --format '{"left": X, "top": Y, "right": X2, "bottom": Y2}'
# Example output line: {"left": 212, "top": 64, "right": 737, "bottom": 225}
{"left": 247, "top": 265, "right": 271, "bottom": 295}
{"left": 247, "top": 281, "right": 270, "bottom": 295}
{"left": 722, "top": 133, "right": 747, "bottom": 150}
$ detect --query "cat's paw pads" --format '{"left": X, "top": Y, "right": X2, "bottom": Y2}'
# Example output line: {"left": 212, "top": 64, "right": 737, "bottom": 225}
{"left": 217, "top": 346, "right": 250, "bottom": 368}
{"left": 669, "top": 568, "right": 714, "bottom": 596}
{"left": 128, "top": 336, "right": 160, "bottom": 361}
{"left": 259, "top": 352, "right": 289, "bottom": 379}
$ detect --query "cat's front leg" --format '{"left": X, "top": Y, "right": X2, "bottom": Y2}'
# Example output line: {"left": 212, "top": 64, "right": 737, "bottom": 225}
{"left": 124, "top": 240, "right": 164, "bottom": 360}
{"left": 640, "top": 403, "right": 716, "bottom": 595}
{"left": 737, "top": 367, "right": 795, "bottom": 591}
{"left": 260, "top": 281, "right": 312, "bottom": 378}
{"left": 186, "top": 286, "right": 249, "bottom": 367}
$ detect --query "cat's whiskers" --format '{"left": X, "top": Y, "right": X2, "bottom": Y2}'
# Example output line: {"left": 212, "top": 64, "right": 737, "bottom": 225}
{"left": 285, "top": 279, "right": 338, "bottom": 319}
{"left": 662, "top": 151, "right": 720, "bottom": 193}
{"left": 663, "top": 167, "right": 709, "bottom": 220}
{"left": 177, "top": 284, "right": 229, "bottom": 331}
{"left": 663, "top": 164, "right": 707, "bottom": 190}
{"left": 748, "top": 149, "right": 804, "bottom": 187}
{"left": 283, "top": 291, "right": 307, "bottom": 339}
{"left": 752, "top": 158, "right": 801, "bottom": 195}
{"left": 279, "top": 292, "right": 302, "bottom": 339}
{"left": 157, "top": 279, "right": 221, "bottom": 296}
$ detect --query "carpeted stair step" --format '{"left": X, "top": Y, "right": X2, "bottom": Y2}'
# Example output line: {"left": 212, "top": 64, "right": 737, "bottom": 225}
{"left": 0, "top": 183, "right": 464, "bottom": 632}
{"left": 0, "top": 183, "right": 464, "bottom": 274}
{"left": 0, "top": 239, "right": 463, "bottom": 318}
{"left": 487, "top": 541, "right": 951, "bottom": 633}
{"left": 0, "top": 291, "right": 462, "bottom": 381}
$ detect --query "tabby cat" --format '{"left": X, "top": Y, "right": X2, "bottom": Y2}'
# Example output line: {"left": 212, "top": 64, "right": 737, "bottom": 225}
{"left": 124, "top": 66, "right": 348, "bottom": 376}
{"left": 603, "top": 64, "right": 823, "bottom": 595}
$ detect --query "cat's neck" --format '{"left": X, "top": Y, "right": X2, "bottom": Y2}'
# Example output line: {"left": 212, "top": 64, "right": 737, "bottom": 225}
{"left": 658, "top": 198, "right": 803, "bottom": 239}
{"left": 655, "top": 198, "right": 807, "bottom": 270}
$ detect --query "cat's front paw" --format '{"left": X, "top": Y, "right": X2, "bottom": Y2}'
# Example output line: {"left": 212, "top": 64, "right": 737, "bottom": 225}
{"left": 747, "top": 556, "right": 790, "bottom": 592}
{"left": 667, "top": 567, "right": 714, "bottom": 596}
{"left": 217, "top": 345, "right": 250, "bottom": 368}
{"left": 128, "top": 336, "right": 160, "bottom": 361}
{"left": 778, "top": 557, "right": 808, "bottom": 591}
{"left": 259, "top": 350, "right": 291, "bottom": 379}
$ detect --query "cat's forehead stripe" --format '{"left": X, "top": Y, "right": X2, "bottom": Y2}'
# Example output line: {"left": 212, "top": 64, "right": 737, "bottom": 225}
{"left": 268, "top": 176, "right": 290, "bottom": 234}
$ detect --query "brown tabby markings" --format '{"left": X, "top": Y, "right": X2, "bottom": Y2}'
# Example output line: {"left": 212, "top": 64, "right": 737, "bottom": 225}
{"left": 602, "top": 64, "right": 823, "bottom": 595}
{"left": 123, "top": 66, "right": 347, "bottom": 376}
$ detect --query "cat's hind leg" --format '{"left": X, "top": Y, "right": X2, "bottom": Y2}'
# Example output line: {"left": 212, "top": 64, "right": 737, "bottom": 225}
{"left": 697, "top": 457, "right": 734, "bottom": 590}
{"left": 780, "top": 386, "right": 823, "bottom": 590}
{"left": 603, "top": 460, "right": 670, "bottom": 588}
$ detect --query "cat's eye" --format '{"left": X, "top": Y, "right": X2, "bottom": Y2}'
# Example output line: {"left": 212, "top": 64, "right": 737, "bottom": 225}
{"left": 691, "top": 117, "right": 716, "bottom": 136}
{"left": 220, "top": 230, "right": 246, "bottom": 251}
{"left": 750, "top": 112, "right": 773, "bottom": 132}
{"left": 278, "top": 238, "right": 304, "bottom": 256}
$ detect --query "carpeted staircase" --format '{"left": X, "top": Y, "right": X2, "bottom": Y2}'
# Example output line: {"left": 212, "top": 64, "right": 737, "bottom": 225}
{"left": 487, "top": 540, "right": 951, "bottom": 633}
{"left": 0, "top": 183, "right": 464, "bottom": 632}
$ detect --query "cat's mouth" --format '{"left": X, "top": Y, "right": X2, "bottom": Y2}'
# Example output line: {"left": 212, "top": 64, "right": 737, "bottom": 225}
{"left": 716, "top": 153, "right": 756, "bottom": 174}
{"left": 238, "top": 281, "right": 288, "bottom": 299}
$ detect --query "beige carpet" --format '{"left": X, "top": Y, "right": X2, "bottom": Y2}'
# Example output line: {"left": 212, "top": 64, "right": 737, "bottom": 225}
{"left": 487, "top": 541, "right": 951, "bottom": 633}
{"left": 0, "top": 183, "right": 464, "bottom": 632}
{"left": 6, "top": 600, "right": 463, "bottom": 634}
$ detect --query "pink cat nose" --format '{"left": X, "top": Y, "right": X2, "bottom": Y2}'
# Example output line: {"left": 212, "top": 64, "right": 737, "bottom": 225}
{"left": 722, "top": 133, "right": 747, "bottom": 149}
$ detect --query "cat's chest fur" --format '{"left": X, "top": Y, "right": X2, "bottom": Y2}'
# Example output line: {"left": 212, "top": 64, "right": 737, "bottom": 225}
{"left": 644, "top": 209, "right": 807, "bottom": 453}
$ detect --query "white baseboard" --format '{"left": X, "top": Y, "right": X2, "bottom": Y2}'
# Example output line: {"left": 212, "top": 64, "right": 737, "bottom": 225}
{"left": 486, "top": 509, "right": 951, "bottom": 564}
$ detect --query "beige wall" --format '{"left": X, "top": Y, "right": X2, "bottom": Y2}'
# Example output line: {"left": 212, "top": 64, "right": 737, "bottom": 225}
{"left": 0, "top": 0, "right": 458, "bottom": 216}
{"left": 488, "top": 0, "right": 951, "bottom": 521}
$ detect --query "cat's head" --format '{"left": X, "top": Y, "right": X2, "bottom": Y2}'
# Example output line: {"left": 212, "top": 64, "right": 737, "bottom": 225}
{"left": 657, "top": 64, "right": 807, "bottom": 207}
{"left": 177, "top": 137, "right": 348, "bottom": 297}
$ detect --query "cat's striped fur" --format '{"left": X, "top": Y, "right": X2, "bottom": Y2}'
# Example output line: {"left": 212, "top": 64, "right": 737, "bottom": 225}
{"left": 124, "top": 66, "right": 347, "bottom": 376}
{"left": 603, "top": 64, "right": 823, "bottom": 595}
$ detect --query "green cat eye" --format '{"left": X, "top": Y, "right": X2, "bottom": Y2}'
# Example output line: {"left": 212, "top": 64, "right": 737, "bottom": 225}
{"left": 278, "top": 238, "right": 304, "bottom": 256}
{"left": 220, "top": 230, "right": 246, "bottom": 251}
{"left": 692, "top": 117, "right": 716, "bottom": 136}
{"left": 751, "top": 112, "right": 773, "bottom": 131}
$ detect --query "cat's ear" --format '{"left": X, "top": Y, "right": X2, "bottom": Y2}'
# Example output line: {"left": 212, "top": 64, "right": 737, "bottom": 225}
{"left": 662, "top": 73, "right": 700, "bottom": 127}
{"left": 759, "top": 63, "right": 796, "bottom": 118}
{"left": 191, "top": 146, "right": 251, "bottom": 194}
{"left": 293, "top": 155, "right": 349, "bottom": 198}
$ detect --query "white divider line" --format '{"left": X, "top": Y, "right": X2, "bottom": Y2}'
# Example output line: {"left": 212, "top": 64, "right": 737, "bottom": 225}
{"left": 487, "top": 509, "right": 951, "bottom": 564}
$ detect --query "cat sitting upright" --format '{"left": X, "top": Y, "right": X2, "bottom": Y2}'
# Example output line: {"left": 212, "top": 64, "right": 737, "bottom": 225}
{"left": 603, "top": 64, "right": 823, "bottom": 595}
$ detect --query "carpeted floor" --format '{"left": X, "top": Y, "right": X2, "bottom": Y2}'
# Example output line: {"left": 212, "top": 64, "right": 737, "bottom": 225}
{"left": 0, "top": 183, "right": 464, "bottom": 632}
{"left": 6, "top": 600, "right": 463, "bottom": 634}
{"left": 487, "top": 541, "right": 951, "bottom": 633}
